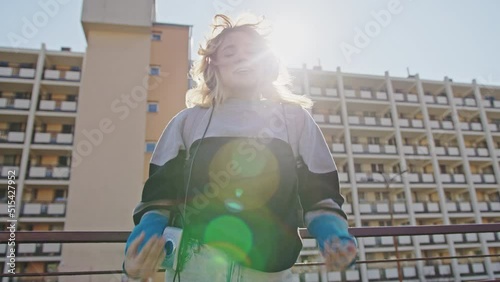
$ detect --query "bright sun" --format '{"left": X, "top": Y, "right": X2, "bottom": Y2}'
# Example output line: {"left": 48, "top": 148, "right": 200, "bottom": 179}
{"left": 268, "top": 18, "right": 311, "bottom": 67}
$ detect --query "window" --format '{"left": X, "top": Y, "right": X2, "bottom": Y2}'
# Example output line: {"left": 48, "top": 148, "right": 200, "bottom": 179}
{"left": 148, "top": 102, "right": 158, "bottom": 113}
{"left": 440, "top": 165, "right": 447, "bottom": 174}
{"left": 367, "top": 137, "right": 380, "bottom": 144}
{"left": 354, "top": 163, "right": 362, "bottom": 172}
{"left": 149, "top": 65, "right": 160, "bottom": 76}
{"left": 375, "top": 192, "right": 389, "bottom": 201}
{"left": 54, "top": 189, "right": 66, "bottom": 202}
{"left": 145, "top": 142, "right": 156, "bottom": 153}
{"left": 58, "top": 156, "right": 69, "bottom": 166}
{"left": 62, "top": 124, "right": 73, "bottom": 133}
{"left": 371, "top": 163, "right": 384, "bottom": 172}
{"left": 45, "top": 262, "right": 59, "bottom": 273}
{"left": 151, "top": 31, "right": 162, "bottom": 41}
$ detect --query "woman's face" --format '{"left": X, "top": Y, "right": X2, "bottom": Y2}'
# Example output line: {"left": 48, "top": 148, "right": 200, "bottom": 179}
{"left": 212, "top": 30, "right": 267, "bottom": 94}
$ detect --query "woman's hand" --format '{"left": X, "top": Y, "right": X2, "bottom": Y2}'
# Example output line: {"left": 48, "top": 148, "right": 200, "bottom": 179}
{"left": 124, "top": 232, "right": 166, "bottom": 281}
{"left": 321, "top": 236, "right": 357, "bottom": 271}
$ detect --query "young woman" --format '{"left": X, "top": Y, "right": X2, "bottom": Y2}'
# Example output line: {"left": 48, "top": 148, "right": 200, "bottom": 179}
{"left": 123, "top": 14, "right": 357, "bottom": 282}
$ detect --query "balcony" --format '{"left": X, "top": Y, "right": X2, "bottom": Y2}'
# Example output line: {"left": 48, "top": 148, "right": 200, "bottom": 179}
{"left": 445, "top": 201, "right": 474, "bottom": 213}
{"left": 0, "top": 242, "right": 61, "bottom": 256}
{"left": 440, "top": 173, "right": 466, "bottom": 183}
{"left": 424, "top": 95, "right": 449, "bottom": 105}
{"left": 32, "top": 131, "right": 73, "bottom": 145}
{"left": 403, "top": 145, "right": 430, "bottom": 155}
{"left": 482, "top": 98, "right": 500, "bottom": 109}
{"left": 1, "top": 224, "right": 498, "bottom": 281}
{"left": 0, "top": 130, "right": 25, "bottom": 143}
{"left": 473, "top": 173, "right": 496, "bottom": 184}
{"left": 343, "top": 89, "right": 388, "bottom": 101}
{"left": 43, "top": 68, "right": 81, "bottom": 81}
{"left": 466, "top": 147, "right": 490, "bottom": 158}
{"left": 399, "top": 118, "right": 424, "bottom": 128}
{"left": 455, "top": 97, "right": 477, "bottom": 108}
{"left": 0, "top": 165, "right": 20, "bottom": 179}
{"left": 355, "top": 172, "right": 402, "bottom": 183}
{"left": 413, "top": 202, "right": 441, "bottom": 213}
{"left": 356, "top": 202, "right": 407, "bottom": 214}
{"left": 0, "top": 65, "right": 36, "bottom": 79}
{"left": 363, "top": 234, "right": 413, "bottom": 248}
{"left": 488, "top": 123, "right": 500, "bottom": 132}
{"left": 429, "top": 120, "right": 455, "bottom": 130}
{"left": 27, "top": 165, "right": 70, "bottom": 179}
{"left": 312, "top": 114, "right": 341, "bottom": 125}
{"left": 331, "top": 143, "right": 346, "bottom": 153}
{"left": 309, "top": 86, "right": 338, "bottom": 98}
{"left": 461, "top": 122, "right": 483, "bottom": 131}
{"left": 435, "top": 146, "right": 461, "bottom": 157}
{"left": 351, "top": 143, "right": 397, "bottom": 155}
{"left": 407, "top": 173, "right": 434, "bottom": 183}
{"left": 0, "top": 96, "right": 31, "bottom": 110}
{"left": 478, "top": 201, "right": 500, "bottom": 213}
{"left": 338, "top": 172, "right": 349, "bottom": 183}
{"left": 348, "top": 116, "right": 393, "bottom": 127}
{"left": 394, "top": 92, "right": 419, "bottom": 103}
{"left": 39, "top": 100, "right": 77, "bottom": 112}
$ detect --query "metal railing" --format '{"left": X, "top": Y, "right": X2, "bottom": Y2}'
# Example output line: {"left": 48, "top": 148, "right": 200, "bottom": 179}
{"left": 1, "top": 223, "right": 500, "bottom": 279}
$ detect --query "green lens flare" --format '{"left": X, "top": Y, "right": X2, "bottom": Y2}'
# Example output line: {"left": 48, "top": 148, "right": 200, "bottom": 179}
{"left": 204, "top": 215, "right": 253, "bottom": 264}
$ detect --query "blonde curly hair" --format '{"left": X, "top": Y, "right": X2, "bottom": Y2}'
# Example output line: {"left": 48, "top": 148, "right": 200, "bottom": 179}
{"left": 185, "top": 14, "right": 312, "bottom": 109}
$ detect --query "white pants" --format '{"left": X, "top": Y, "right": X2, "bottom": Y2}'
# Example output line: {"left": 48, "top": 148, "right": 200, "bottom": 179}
{"left": 164, "top": 243, "right": 296, "bottom": 282}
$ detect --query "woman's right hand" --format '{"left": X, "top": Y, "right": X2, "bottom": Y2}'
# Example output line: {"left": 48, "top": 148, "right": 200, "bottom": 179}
{"left": 124, "top": 232, "right": 166, "bottom": 280}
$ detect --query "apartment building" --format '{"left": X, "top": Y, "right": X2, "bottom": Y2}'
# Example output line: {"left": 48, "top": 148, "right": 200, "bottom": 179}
{"left": 0, "top": 0, "right": 191, "bottom": 281}
{"left": 0, "top": 45, "right": 83, "bottom": 277}
{"left": 288, "top": 66, "right": 500, "bottom": 281}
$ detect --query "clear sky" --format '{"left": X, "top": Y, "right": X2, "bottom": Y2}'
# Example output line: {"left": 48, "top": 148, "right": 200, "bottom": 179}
{"left": 0, "top": 0, "right": 498, "bottom": 85}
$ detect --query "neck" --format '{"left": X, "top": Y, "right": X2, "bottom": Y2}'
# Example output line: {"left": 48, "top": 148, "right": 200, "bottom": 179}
{"left": 224, "top": 86, "right": 261, "bottom": 101}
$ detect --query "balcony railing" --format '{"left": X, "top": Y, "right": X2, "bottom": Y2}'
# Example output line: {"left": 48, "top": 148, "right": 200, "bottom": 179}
{"left": 394, "top": 92, "right": 419, "bottom": 103}
{"left": 424, "top": 95, "right": 450, "bottom": 105}
{"left": 403, "top": 145, "right": 430, "bottom": 155}
{"left": 0, "top": 66, "right": 36, "bottom": 79}
{"left": 348, "top": 116, "right": 393, "bottom": 127}
{"left": 0, "top": 97, "right": 31, "bottom": 110}
{"left": 0, "top": 130, "right": 25, "bottom": 143}
{"left": 429, "top": 120, "right": 455, "bottom": 130}
{"left": 461, "top": 122, "right": 483, "bottom": 131}
{"left": 0, "top": 242, "right": 61, "bottom": 256}
{"left": 32, "top": 131, "right": 73, "bottom": 145}
{"left": 38, "top": 100, "right": 77, "bottom": 112}
{"left": 0, "top": 202, "right": 66, "bottom": 217}
{"left": 466, "top": 147, "right": 490, "bottom": 157}
{"left": 309, "top": 87, "right": 338, "bottom": 97}
{"left": 482, "top": 98, "right": 500, "bottom": 109}
{"left": 312, "top": 114, "right": 342, "bottom": 124}
{"left": 1, "top": 224, "right": 499, "bottom": 280}
{"left": 343, "top": 89, "right": 389, "bottom": 101}
{"left": 399, "top": 118, "right": 424, "bottom": 128}
{"left": 351, "top": 143, "right": 398, "bottom": 155}
{"left": 354, "top": 172, "right": 402, "bottom": 183}
{"left": 435, "top": 146, "right": 461, "bottom": 156}
{"left": 27, "top": 165, "right": 71, "bottom": 179}
{"left": 43, "top": 68, "right": 81, "bottom": 81}
{"left": 0, "top": 165, "right": 20, "bottom": 179}
{"left": 455, "top": 97, "right": 478, "bottom": 107}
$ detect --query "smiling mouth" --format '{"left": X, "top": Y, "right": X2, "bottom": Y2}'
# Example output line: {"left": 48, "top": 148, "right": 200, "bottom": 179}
{"left": 234, "top": 68, "right": 254, "bottom": 74}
